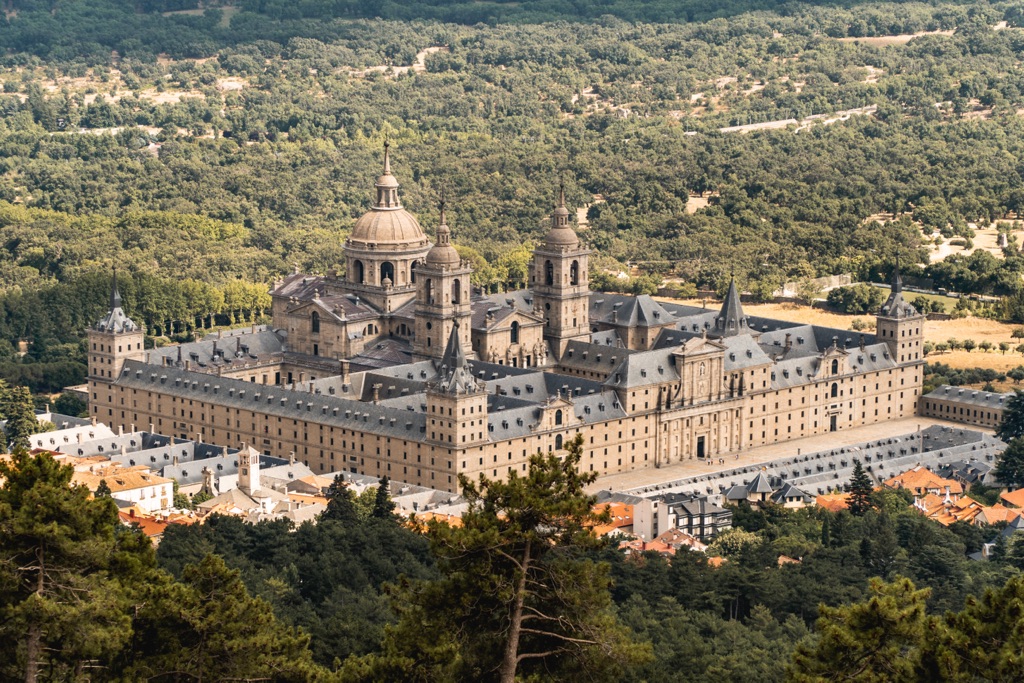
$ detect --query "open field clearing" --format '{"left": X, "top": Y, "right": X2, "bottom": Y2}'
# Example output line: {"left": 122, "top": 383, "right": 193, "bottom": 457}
{"left": 836, "top": 29, "right": 956, "bottom": 46}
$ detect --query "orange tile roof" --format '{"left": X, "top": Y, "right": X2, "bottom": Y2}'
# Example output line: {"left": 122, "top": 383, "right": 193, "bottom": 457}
{"left": 286, "top": 492, "right": 329, "bottom": 507}
{"left": 118, "top": 508, "right": 196, "bottom": 537}
{"left": 411, "top": 512, "right": 463, "bottom": 528}
{"left": 74, "top": 465, "right": 172, "bottom": 494}
{"left": 816, "top": 493, "right": 851, "bottom": 512}
{"left": 913, "top": 494, "right": 984, "bottom": 526}
{"left": 1000, "top": 488, "right": 1024, "bottom": 509}
{"left": 707, "top": 556, "right": 727, "bottom": 568}
{"left": 884, "top": 467, "right": 963, "bottom": 497}
{"left": 977, "top": 504, "right": 1017, "bottom": 525}
{"left": 654, "top": 528, "right": 707, "bottom": 552}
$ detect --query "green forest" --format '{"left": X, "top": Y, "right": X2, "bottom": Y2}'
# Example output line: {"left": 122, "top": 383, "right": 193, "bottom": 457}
{"left": 4, "top": 436, "right": 1024, "bottom": 681}
{"left": 4, "top": 1, "right": 1024, "bottom": 393}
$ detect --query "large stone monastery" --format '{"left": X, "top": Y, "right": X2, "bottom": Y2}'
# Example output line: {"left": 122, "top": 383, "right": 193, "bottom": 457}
{"left": 88, "top": 147, "right": 925, "bottom": 492}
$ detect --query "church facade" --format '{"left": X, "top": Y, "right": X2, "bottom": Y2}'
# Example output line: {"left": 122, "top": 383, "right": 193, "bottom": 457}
{"left": 87, "top": 147, "right": 925, "bottom": 493}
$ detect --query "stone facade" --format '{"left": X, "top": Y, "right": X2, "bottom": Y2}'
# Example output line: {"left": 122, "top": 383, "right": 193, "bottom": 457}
{"left": 87, "top": 149, "right": 926, "bottom": 493}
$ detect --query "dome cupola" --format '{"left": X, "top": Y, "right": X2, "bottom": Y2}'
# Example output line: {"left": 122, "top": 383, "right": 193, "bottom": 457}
{"left": 425, "top": 201, "right": 462, "bottom": 268}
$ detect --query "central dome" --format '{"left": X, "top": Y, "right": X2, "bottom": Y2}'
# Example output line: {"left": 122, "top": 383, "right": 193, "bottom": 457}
{"left": 351, "top": 208, "right": 427, "bottom": 246}
{"left": 348, "top": 143, "right": 428, "bottom": 249}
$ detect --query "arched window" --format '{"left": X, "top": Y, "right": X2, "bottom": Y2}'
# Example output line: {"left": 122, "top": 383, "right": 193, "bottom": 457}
{"left": 311, "top": 311, "right": 320, "bottom": 334}
{"left": 545, "top": 260, "right": 554, "bottom": 286}
{"left": 555, "top": 434, "right": 563, "bottom": 450}
{"left": 425, "top": 279, "right": 434, "bottom": 304}
{"left": 831, "top": 382, "right": 838, "bottom": 399}
{"left": 410, "top": 261, "right": 418, "bottom": 284}
{"left": 555, "top": 409, "right": 563, "bottom": 426}
{"left": 510, "top": 321, "right": 520, "bottom": 344}
{"left": 570, "top": 260, "right": 579, "bottom": 286}
{"left": 380, "top": 261, "right": 395, "bottom": 285}
{"left": 831, "top": 359, "right": 839, "bottom": 375}
{"left": 452, "top": 278, "right": 461, "bottom": 304}
{"left": 353, "top": 260, "right": 365, "bottom": 284}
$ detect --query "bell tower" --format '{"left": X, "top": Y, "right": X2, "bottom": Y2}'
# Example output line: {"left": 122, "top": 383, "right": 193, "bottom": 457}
{"left": 413, "top": 202, "right": 473, "bottom": 360}
{"left": 531, "top": 183, "right": 591, "bottom": 357}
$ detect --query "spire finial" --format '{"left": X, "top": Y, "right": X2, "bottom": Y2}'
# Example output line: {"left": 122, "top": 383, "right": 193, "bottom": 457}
{"left": 382, "top": 140, "right": 391, "bottom": 175}
{"left": 892, "top": 254, "right": 903, "bottom": 293}
{"left": 558, "top": 180, "right": 566, "bottom": 209}
{"left": 110, "top": 267, "right": 121, "bottom": 310}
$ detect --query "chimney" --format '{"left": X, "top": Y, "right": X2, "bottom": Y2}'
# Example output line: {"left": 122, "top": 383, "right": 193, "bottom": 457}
{"left": 90, "top": 416, "right": 97, "bottom": 427}
{"left": 218, "top": 330, "right": 223, "bottom": 339}
{"left": 251, "top": 322, "right": 257, "bottom": 333}
{"left": 289, "top": 451, "right": 295, "bottom": 465}
{"left": 149, "top": 423, "right": 154, "bottom": 433}
{"left": 372, "top": 383, "right": 381, "bottom": 404}
{"left": 222, "top": 445, "right": 229, "bottom": 457}
{"left": 859, "top": 334, "right": 866, "bottom": 351}
{"left": 169, "top": 436, "right": 175, "bottom": 446}
{"left": 173, "top": 455, "right": 179, "bottom": 466}
{"left": 185, "top": 359, "right": 191, "bottom": 371}
{"left": 118, "top": 424, "right": 123, "bottom": 436}
{"left": 784, "top": 333, "right": 792, "bottom": 351}
{"left": 120, "top": 444, "right": 126, "bottom": 455}
{"left": 196, "top": 431, "right": 202, "bottom": 444}
{"left": 129, "top": 423, "right": 135, "bottom": 433}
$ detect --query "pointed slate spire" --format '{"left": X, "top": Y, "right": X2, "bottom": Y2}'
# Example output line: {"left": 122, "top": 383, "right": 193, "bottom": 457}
{"left": 714, "top": 277, "right": 748, "bottom": 337}
{"left": 879, "top": 255, "right": 918, "bottom": 319}
{"left": 94, "top": 268, "right": 139, "bottom": 333}
{"left": 433, "top": 322, "right": 480, "bottom": 395}
{"left": 110, "top": 268, "right": 122, "bottom": 310}
{"left": 891, "top": 255, "right": 903, "bottom": 294}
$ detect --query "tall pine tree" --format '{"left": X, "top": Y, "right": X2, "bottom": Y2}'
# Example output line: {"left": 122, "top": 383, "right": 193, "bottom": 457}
{"left": 0, "top": 449, "right": 154, "bottom": 681}
{"left": 847, "top": 459, "right": 874, "bottom": 516}
{"left": 343, "top": 434, "right": 650, "bottom": 682}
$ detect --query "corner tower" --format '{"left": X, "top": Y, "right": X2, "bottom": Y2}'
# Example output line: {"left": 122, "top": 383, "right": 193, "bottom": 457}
{"left": 413, "top": 202, "right": 473, "bottom": 360}
{"left": 343, "top": 143, "right": 431, "bottom": 312}
{"left": 426, "top": 322, "right": 488, "bottom": 448}
{"left": 531, "top": 184, "right": 591, "bottom": 357}
{"left": 88, "top": 272, "right": 144, "bottom": 417}
{"left": 875, "top": 263, "right": 925, "bottom": 364}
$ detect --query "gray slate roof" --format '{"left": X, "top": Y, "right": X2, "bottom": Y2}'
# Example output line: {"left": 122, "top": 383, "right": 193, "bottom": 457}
{"left": 924, "top": 385, "right": 1012, "bottom": 409}
{"left": 95, "top": 276, "right": 140, "bottom": 333}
